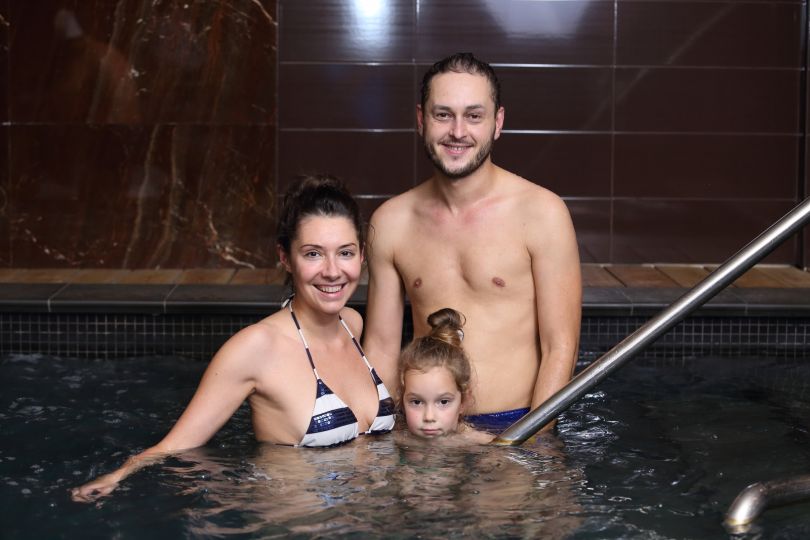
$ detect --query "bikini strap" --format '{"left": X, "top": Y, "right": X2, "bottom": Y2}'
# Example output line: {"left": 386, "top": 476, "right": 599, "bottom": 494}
{"left": 338, "top": 315, "right": 374, "bottom": 371}
{"left": 288, "top": 302, "right": 319, "bottom": 376}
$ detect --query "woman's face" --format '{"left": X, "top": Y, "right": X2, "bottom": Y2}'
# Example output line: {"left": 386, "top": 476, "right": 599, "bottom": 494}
{"left": 279, "top": 215, "right": 363, "bottom": 316}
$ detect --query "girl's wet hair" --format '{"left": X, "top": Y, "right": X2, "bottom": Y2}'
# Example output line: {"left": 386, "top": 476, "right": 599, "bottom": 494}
{"left": 398, "top": 308, "right": 473, "bottom": 406}
{"left": 276, "top": 175, "right": 364, "bottom": 284}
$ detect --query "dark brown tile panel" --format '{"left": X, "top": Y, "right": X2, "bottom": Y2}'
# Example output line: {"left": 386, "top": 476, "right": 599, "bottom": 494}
{"left": 496, "top": 134, "right": 611, "bottom": 197}
{"left": 8, "top": 1, "right": 276, "bottom": 124}
{"left": 617, "top": 2, "right": 802, "bottom": 67}
{"left": 581, "top": 264, "right": 623, "bottom": 287}
{"left": 416, "top": 0, "right": 614, "bottom": 65}
{"left": 606, "top": 264, "right": 679, "bottom": 287}
{"left": 615, "top": 68, "right": 800, "bottom": 133}
{"left": 278, "top": 132, "right": 415, "bottom": 196}
{"left": 279, "top": 0, "right": 414, "bottom": 62}
{"left": 0, "top": 1, "right": 7, "bottom": 124}
{"left": 566, "top": 199, "right": 611, "bottom": 263}
{"left": 0, "top": 127, "right": 8, "bottom": 266}
{"left": 655, "top": 264, "right": 710, "bottom": 287}
{"left": 613, "top": 199, "right": 798, "bottom": 264}
{"left": 498, "top": 68, "right": 612, "bottom": 131}
{"left": 415, "top": 141, "right": 435, "bottom": 183}
{"left": 614, "top": 134, "right": 798, "bottom": 198}
{"left": 279, "top": 64, "right": 414, "bottom": 129}
{"left": 356, "top": 196, "right": 390, "bottom": 224}
{"left": 9, "top": 125, "right": 276, "bottom": 269}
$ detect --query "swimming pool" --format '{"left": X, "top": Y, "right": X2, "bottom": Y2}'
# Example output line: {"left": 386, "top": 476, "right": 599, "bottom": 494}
{"left": 2, "top": 353, "right": 810, "bottom": 539}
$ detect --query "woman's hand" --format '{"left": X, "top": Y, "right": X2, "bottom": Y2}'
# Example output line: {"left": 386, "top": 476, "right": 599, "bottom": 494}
{"left": 71, "top": 472, "right": 121, "bottom": 502}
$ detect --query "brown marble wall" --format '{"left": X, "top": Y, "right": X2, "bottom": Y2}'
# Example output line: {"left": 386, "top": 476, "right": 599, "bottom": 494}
{"left": 278, "top": 0, "right": 807, "bottom": 265}
{"left": 2, "top": 0, "right": 276, "bottom": 268}
{"left": 1, "top": 1, "right": 807, "bottom": 268}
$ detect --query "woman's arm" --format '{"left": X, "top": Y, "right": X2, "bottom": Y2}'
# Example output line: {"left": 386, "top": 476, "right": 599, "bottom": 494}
{"left": 71, "top": 325, "right": 263, "bottom": 502}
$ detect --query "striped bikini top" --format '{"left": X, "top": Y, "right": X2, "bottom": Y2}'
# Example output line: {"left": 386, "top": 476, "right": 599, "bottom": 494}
{"left": 289, "top": 303, "right": 395, "bottom": 447}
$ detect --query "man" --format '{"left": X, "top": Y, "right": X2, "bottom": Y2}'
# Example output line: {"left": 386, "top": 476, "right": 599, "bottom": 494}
{"left": 363, "top": 53, "right": 581, "bottom": 431}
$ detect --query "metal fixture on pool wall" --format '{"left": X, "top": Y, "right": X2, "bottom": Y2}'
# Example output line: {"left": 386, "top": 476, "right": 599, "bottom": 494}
{"left": 724, "top": 475, "right": 810, "bottom": 533}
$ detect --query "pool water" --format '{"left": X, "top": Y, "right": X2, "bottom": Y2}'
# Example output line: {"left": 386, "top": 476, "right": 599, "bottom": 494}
{"left": 2, "top": 353, "right": 810, "bottom": 539}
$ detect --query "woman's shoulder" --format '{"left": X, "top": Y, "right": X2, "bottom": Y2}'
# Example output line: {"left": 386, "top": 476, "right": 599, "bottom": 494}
{"left": 214, "top": 311, "right": 296, "bottom": 366}
{"left": 340, "top": 307, "right": 364, "bottom": 335}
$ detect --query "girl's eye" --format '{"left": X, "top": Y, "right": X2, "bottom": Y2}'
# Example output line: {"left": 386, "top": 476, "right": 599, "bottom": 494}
{"left": 408, "top": 399, "right": 422, "bottom": 406}
{"left": 439, "top": 399, "right": 450, "bottom": 406}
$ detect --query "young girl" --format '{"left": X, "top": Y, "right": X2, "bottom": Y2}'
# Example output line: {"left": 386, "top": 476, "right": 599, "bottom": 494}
{"left": 398, "top": 308, "right": 493, "bottom": 444}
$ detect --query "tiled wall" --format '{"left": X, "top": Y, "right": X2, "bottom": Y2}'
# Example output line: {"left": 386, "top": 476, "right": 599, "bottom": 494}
{"left": 1, "top": 1, "right": 277, "bottom": 269}
{"left": 0, "top": 1, "right": 807, "bottom": 268}
{"left": 279, "top": 0, "right": 808, "bottom": 265}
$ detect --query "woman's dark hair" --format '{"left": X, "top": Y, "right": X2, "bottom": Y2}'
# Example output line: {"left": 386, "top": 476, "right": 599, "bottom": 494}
{"left": 398, "top": 308, "right": 473, "bottom": 408}
{"left": 276, "top": 175, "right": 364, "bottom": 284}
{"left": 277, "top": 174, "right": 364, "bottom": 254}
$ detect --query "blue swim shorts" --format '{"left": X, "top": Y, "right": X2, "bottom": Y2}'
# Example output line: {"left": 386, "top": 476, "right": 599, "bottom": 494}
{"left": 464, "top": 407, "right": 530, "bottom": 433}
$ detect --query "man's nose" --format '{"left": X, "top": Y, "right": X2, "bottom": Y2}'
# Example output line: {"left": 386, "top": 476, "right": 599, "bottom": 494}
{"left": 450, "top": 118, "right": 466, "bottom": 139}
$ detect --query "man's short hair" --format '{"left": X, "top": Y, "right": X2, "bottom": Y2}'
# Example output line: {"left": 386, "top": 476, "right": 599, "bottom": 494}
{"left": 420, "top": 52, "right": 501, "bottom": 112}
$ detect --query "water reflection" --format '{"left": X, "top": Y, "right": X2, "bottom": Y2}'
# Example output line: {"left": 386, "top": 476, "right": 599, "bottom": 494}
{"left": 167, "top": 433, "right": 583, "bottom": 538}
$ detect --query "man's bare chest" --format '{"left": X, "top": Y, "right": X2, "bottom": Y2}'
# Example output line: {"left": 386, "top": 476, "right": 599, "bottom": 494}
{"left": 394, "top": 229, "right": 533, "bottom": 299}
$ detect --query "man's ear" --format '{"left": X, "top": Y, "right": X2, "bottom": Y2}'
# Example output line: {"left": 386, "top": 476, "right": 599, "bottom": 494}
{"left": 494, "top": 106, "right": 505, "bottom": 140}
{"left": 277, "top": 244, "right": 292, "bottom": 273}
{"left": 416, "top": 104, "right": 424, "bottom": 136}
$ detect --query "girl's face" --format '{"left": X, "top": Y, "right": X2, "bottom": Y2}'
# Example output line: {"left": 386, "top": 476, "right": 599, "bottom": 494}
{"left": 278, "top": 215, "right": 363, "bottom": 316}
{"left": 403, "top": 366, "right": 464, "bottom": 438}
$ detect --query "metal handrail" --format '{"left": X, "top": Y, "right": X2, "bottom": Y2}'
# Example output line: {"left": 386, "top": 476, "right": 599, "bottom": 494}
{"left": 492, "top": 195, "right": 810, "bottom": 446}
{"left": 725, "top": 475, "right": 810, "bottom": 533}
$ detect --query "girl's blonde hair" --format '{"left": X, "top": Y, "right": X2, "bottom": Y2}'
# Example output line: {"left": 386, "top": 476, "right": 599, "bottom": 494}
{"left": 398, "top": 308, "right": 473, "bottom": 407}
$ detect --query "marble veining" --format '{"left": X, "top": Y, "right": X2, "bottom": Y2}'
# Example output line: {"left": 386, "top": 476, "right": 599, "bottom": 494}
{"left": 3, "top": 1, "right": 277, "bottom": 268}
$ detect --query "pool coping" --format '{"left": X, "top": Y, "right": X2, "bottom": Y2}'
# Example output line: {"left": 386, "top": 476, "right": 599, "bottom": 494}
{"left": 2, "top": 283, "right": 810, "bottom": 317}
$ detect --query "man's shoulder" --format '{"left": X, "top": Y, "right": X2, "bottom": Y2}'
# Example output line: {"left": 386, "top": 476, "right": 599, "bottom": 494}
{"left": 499, "top": 169, "right": 569, "bottom": 215}
{"left": 369, "top": 184, "right": 427, "bottom": 225}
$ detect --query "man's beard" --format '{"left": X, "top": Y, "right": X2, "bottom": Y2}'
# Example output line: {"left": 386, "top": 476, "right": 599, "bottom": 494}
{"left": 424, "top": 132, "right": 495, "bottom": 180}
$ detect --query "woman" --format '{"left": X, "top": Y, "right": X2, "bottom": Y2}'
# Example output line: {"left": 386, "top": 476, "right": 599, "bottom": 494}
{"left": 72, "top": 175, "right": 395, "bottom": 502}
